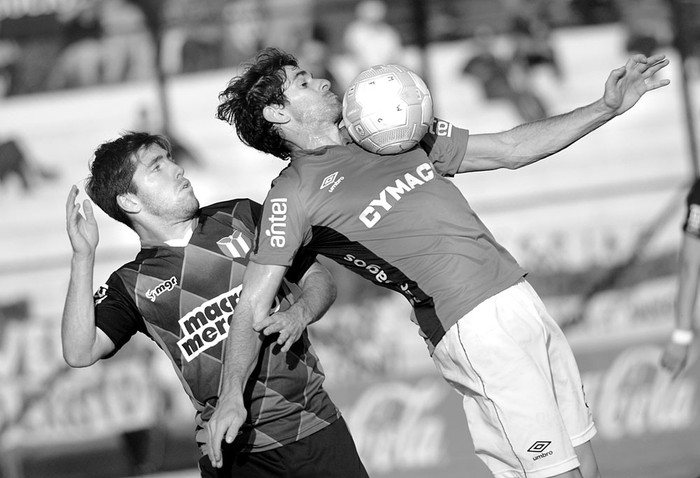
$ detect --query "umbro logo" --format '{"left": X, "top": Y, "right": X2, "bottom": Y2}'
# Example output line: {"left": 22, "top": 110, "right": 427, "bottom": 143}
{"left": 320, "top": 171, "right": 344, "bottom": 192}
{"left": 528, "top": 441, "right": 553, "bottom": 461}
{"left": 527, "top": 441, "right": 551, "bottom": 453}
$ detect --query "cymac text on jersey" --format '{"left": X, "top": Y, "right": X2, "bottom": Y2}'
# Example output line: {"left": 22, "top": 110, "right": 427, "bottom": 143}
{"left": 359, "top": 162, "right": 434, "bottom": 228}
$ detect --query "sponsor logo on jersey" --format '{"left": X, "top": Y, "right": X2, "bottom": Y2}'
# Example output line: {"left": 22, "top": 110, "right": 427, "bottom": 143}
{"left": 146, "top": 276, "right": 178, "bottom": 302}
{"left": 217, "top": 230, "right": 250, "bottom": 259}
{"left": 359, "top": 162, "right": 435, "bottom": 228}
{"left": 527, "top": 441, "right": 553, "bottom": 461}
{"left": 177, "top": 286, "right": 241, "bottom": 361}
{"left": 687, "top": 204, "right": 700, "bottom": 235}
{"left": 343, "top": 254, "right": 390, "bottom": 283}
{"left": 93, "top": 285, "right": 109, "bottom": 305}
{"left": 265, "top": 198, "right": 288, "bottom": 247}
{"left": 428, "top": 118, "right": 453, "bottom": 137}
{"left": 320, "top": 171, "right": 344, "bottom": 192}
{"left": 177, "top": 285, "right": 284, "bottom": 361}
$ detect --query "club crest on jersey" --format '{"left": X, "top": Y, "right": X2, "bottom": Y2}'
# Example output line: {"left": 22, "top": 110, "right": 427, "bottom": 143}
{"left": 320, "top": 171, "right": 344, "bottom": 192}
{"left": 146, "top": 276, "right": 178, "bottom": 302}
{"left": 217, "top": 230, "right": 250, "bottom": 259}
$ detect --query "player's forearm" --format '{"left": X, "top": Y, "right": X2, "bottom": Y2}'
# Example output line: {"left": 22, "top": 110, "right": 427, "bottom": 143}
{"left": 219, "top": 300, "right": 263, "bottom": 398}
{"left": 292, "top": 262, "right": 337, "bottom": 326}
{"left": 61, "top": 254, "right": 101, "bottom": 367}
{"left": 505, "top": 98, "right": 614, "bottom": 166}
{"left": 460, "top": 98, "right": 615, "bottom": 172}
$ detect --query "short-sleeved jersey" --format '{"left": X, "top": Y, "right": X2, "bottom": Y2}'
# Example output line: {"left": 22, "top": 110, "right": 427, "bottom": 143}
{"left": 684, "top": 179, "right": 700, "bottom": 238}
{"left": 94, "top": 199, "right": 340, "bottom": 453}
{"left": 252, "top": 119, "right": 526, "bottom": 353}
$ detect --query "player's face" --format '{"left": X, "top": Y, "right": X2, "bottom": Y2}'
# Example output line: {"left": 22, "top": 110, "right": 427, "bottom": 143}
{"left": 281, "top": 66, "right": 342, "bottom": 126}
{"left": 129, "top": 144, "right": 199, "bottom": 220}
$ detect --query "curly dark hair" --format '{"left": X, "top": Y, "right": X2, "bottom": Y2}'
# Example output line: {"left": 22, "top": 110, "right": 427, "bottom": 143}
{"left": 86, "top": 131, "right": 171, "bottom": 228}
{"left": 216, "top": 48, "right": 299, "bottom": 161}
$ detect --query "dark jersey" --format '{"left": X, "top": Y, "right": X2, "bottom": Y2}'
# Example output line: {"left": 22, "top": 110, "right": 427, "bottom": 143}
{"left": 684, "top": 179, "right": 700, "bottom": 238}
{"left": 94, "top": 199, "right": 340, "bottom": 452}
{"left": 252, "top": 119, "right": 526, "bottom": 353}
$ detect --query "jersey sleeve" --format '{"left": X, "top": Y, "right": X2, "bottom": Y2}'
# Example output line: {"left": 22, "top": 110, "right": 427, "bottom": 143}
{"left": 419, "top": 117, "right": 470, "bottom": 177}
{"left": 684, "top": 179, "right": 700, "bottom": 237}
{"left": 94, "top": 273, "right": 146, "bottom": 357}
{"left": 251, "top": 172, "right": 311, "bottom": 268}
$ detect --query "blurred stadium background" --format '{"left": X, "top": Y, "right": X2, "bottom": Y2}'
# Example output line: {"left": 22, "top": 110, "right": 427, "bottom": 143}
{"left": 1, "top": 0, "right": 700, "bottom": 477}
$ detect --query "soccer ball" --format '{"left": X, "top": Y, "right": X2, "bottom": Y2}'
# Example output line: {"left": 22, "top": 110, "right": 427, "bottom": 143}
{"left": 342, "top": 64, "right": 433, "bottom": 155}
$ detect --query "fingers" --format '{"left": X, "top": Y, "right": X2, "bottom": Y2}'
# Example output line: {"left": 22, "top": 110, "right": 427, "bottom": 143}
{"left": 646, "top": 78, "right": 671, "bottom": 91}
{"left": 206, "top": 423, "right": 223, "bottom": 468}
{"left": 206, "top": 409, "right": 246, "bottom": 468}
{"left": 66, "top": 185, "right": 79, "bottom": 219}
{"left": 82, "top": 198, "right": 95, "bottom": 222}
{"left": 254, "top": 315, "right": 293, "bottom": 337}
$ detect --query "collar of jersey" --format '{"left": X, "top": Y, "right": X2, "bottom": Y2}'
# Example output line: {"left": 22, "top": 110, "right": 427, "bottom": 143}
{"left": 164, "top": 226, "right": 194, "bottom": 247}
{"left": 141, "top": 218, "right": 198, "bottom": 248}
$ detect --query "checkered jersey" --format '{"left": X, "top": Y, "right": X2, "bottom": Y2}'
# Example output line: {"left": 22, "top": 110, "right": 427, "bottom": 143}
{"left": 94, "top": 199, "right": 340, "bottom": 452}
{"left": 684, "top": 179, "right": 700, "bottom": 238}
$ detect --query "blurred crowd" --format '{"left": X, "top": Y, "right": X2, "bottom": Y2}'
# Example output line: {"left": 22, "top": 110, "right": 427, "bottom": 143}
{"left": 0, "top": 0, "right": 677, "bottom": 98}
{"left": 0, "top": 0, "right": 680, "bottom": 191}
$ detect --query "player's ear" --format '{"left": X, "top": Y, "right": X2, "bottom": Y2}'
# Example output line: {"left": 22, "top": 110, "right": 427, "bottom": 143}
{"left": 117, "top": 192, "right": 140, "bottom": 214}
{"left": 263, "top": 104, "right": 289, "bottom": 124}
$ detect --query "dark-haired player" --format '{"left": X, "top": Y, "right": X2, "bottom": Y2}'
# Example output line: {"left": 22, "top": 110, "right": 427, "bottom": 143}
{"left": 209, "top": 47, "right": 671, "bottom": 478}
{"left": 61, "top": 132, "right": 368, "bottom": 478}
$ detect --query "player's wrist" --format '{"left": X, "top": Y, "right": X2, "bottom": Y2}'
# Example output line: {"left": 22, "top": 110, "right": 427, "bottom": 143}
{"left": 671, "top": 328, "right": 695, "bottom": 345}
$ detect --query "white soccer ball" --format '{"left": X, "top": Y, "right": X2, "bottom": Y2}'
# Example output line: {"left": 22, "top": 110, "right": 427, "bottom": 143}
{"left": 342, "top": 64, "right": 434, "bottom": 155}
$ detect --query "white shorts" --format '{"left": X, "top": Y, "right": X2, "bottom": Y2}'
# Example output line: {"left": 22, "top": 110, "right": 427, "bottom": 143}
{"left": 432, "top": 280, "right": 596, "bottom": 478}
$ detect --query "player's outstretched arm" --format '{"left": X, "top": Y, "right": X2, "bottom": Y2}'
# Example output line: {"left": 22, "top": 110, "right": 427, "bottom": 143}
{"left": 62, "top": 185, "right": 115, "bottom": 366}
{"left": 661, "top": 233, "right": 700, "bottom": 377}
{"left": 253, "top": 260, "right": 337, "bottom": 352}
{"left": 458, "top": 54, "right": 670, "bottom": 173}
{"left": 207, "top": 262, "right": 287, "bottom": 468}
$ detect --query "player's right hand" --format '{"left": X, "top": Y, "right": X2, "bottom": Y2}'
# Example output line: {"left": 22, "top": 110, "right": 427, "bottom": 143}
{"left": 660, "top": 340, "right": 690, "bottom": 379}
{"left": 206, "top": 393, "right": 246, "bottom": 468}
{"left": 65, "top": 185, "right": 99, "bottom": 256}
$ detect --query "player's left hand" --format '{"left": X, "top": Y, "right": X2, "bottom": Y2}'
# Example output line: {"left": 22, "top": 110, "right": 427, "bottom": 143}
{"left": 603, "top": 54, "right": 670, "bottom": 116}
{"left": 253, "top": 308, "right": 308, "bottom": 352}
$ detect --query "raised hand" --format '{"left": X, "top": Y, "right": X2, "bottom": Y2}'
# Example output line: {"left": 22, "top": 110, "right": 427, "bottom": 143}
{"left": 603, "top": 54, "right": 670, "bottom": 116}
{"left": 66, "top": 185, "right": 99, "bottom": 256}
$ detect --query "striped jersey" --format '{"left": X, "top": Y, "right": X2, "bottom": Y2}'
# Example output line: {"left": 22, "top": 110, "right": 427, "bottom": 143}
{"left": 252, "top": 119, "right": 526, "bottom": 353}
{"left": 93, "top": 199, "right": 340, "bottom": 453}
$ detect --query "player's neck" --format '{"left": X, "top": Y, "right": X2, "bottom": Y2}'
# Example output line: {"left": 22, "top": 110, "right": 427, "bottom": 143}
{"left": 287, "top": 122, "right": 344, "bottom": 152}
{"left": 136, "top": 217, "right": 197, "bottom": 247}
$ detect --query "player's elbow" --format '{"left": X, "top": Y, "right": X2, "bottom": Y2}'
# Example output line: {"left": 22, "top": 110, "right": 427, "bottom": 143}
{"left": 62, "top": 348, "right": 98, "bottom": 368}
